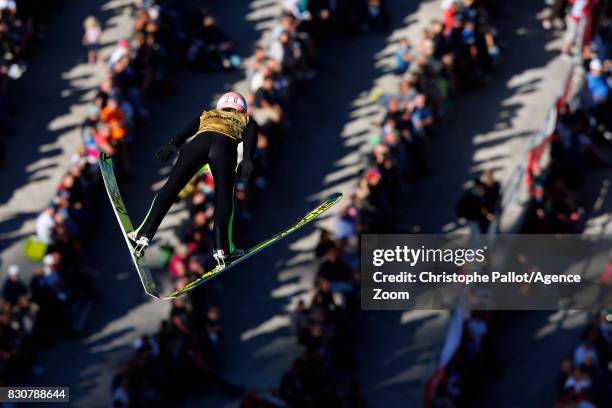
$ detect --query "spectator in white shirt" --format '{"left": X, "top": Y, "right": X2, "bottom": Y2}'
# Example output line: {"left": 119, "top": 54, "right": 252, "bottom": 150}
{"left": 35, "top": 207, "right": 55, "bottom": 244}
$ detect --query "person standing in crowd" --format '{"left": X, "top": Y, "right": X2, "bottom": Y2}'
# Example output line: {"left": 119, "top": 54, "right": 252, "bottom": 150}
{"left": 82, "top": 16, "right": 102, "bottom": 64}
{"left": 562, "top": 0, "right": 589, "bottom": 56}
{"left": 456, "top": 178, "right": 496, "bottom": 234}
{"left": 2, "top": 265, "right": 27, "bottom": 305}
{"left": 394, "top": 38, "right": 415, "bottom": 74}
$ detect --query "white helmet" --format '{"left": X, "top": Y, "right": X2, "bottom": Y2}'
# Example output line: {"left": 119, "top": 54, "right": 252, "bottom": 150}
{"left": 216, "top": 91, "right": 247, "bottom": 112}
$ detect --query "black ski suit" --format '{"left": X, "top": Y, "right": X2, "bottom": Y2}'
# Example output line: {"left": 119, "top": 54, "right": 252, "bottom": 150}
{"left": 136, "top": 108, "right": 259, "bottom": 253}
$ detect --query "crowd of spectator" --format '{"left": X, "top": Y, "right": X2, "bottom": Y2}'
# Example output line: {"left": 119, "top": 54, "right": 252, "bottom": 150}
{"left": 111, "top": 297, "right": 243, "bottom": 406}
{"left": 362, "top": 0, "right": 502, "bottom": 235}
{"left": 230, "top": 229, "right": 365, "bottom": 407}
{"left": 427, "top": 1, "right": 608, "bottom": 405}
{"left": 1, "top": 0, "right": 249, "bottom": 392}
{"left": 245, "top": 0, "right": 505, "bottom": 406}
{"left": 0, "top": 0, "right": 96, "bottom": 389}
{"left": 0, "top": 0, "right": 68, "bottom": 166}
{"left": 555, "top": 311, "right": 612, "bottom": 408}
{"left": 509, "top": 3, "right": 612, "bottom": 408}
{"left": 106, "top": 0, "right": 609, "bottom": 406}
{"left": 238, "top": 0, "right": 399, "bottom": 405}
{"left": 2, "top": 153, "right": 98, "bottom": 383}
{"left": 524, "top": 2, "right": 611, "bottom": 234}
{"left": 6, "top": 0, "right": 604, "bottom": 406}
{"left": 81, "top": 1, "right": 252, "bottom": 406}
{"left": 546, "top": 5, "right": 612, "bottom": 402}
{"left": 0, "top": 264, "right": 38, "bottom": 386}
{"left": 252, "top": 0, "right": 505, "bottom": 406}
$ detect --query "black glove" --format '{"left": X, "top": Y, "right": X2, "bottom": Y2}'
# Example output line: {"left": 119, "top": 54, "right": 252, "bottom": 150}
{"left": 155, "top": 143, "right": 178, "bottom": 163}
{"left": 240, "top": 159, "right": 255, "bottom": 180}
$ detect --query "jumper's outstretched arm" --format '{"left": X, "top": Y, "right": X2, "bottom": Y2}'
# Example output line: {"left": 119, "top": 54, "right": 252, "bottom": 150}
{"left": 170, "top": 115, "right": 201, "bottom": 148}
{"left": 242, "top": 119, "right": 259, "bottom": 162}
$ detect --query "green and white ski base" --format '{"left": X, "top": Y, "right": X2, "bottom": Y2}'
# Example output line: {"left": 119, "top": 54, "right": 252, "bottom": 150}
{"left": 167, "top": 192, "right": 343, "bottom": 298}
{"left": 99, "top": 153, "right": 160, "bottom": 298}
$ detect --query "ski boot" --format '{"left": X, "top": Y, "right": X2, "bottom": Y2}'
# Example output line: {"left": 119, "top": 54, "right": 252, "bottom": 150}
{"left": 127, "top": 232, "right": 150, "bottom": 258}
{"left": 212, "top": 248, "right": 245, "bottom": 269}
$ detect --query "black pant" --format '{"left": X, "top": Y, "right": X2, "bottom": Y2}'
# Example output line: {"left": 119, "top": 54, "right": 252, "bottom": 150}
{"left": 137, "top": 131, "right": 237, "bottom": 252}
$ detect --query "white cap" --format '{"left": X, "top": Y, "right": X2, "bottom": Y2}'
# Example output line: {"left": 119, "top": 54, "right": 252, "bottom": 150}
{"left": 43, "top": 254, "right": 55, "bottom": 266}
{"left": 590, "top": 59, "right": 602, "bottom": 71}
{"left": 7, "top": 264, "right": 19, "bottom": 276}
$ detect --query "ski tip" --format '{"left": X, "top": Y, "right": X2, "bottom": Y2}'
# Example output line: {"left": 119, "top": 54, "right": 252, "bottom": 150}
{"left": 326, "top": 192, "right": 343, "bottom": 202}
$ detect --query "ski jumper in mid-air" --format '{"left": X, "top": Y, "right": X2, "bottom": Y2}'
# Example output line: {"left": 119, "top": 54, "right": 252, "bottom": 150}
{"left": 127, "top": 91, "right": 258, "bottom": 268}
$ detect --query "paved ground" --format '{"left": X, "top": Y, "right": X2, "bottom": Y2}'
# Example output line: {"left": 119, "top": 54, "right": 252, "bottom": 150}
{"left": 0, "top": 0, "right": 576, "bottom": 407}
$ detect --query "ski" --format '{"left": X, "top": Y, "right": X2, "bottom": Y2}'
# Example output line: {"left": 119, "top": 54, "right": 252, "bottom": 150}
{"left": 99, "top": 152, "right": 161, "bottom": 298}
{"left": 166, "top": 192, "right": 343, "bottom": 298}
